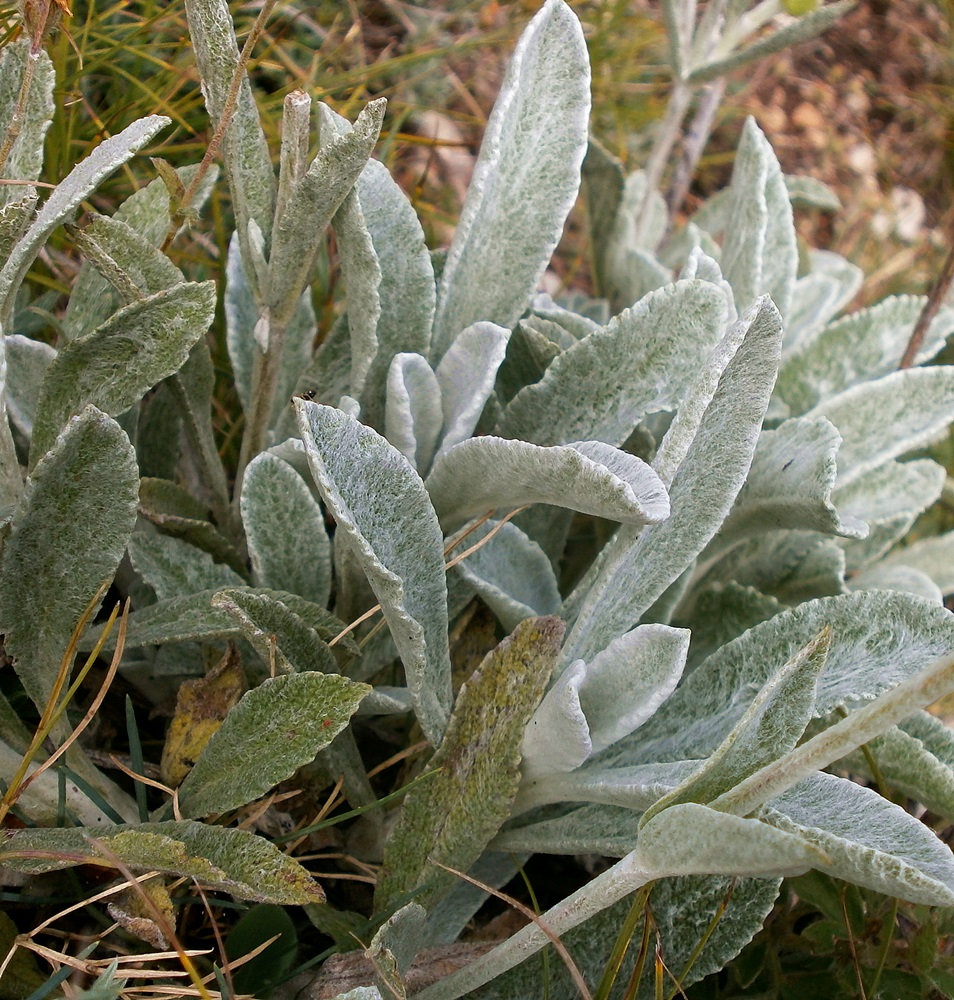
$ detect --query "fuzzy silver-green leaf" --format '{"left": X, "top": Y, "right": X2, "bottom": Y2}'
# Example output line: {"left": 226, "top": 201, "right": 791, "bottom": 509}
{"left": 31, "top": 281, "right": 216, "bottom": 463}
{"left": 176, "top": 672, "right": 370, "bottom": 817}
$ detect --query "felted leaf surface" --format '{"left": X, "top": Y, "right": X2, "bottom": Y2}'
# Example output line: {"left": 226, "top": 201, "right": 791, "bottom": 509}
{"left": 128, "top": 532, "right": 244, "bottom": 601}
{"left": 777, "top": 296, "right": 954, "bottom": 415}
{"left": 325, "top": 166, "right": 381, "bottom": 399}
{"left": 602, "top": 171, "right": 671, "bottom": 311}
{"left": 702, "top": 530, "right": 847, "bottom": 605}
{"left": 0, "top": 821, "right": 324, "bottom": 904}
{"left": 435, "top": 322, "right": 511, "bottom": 457}
{"left": 577, "top": 624, "right": 690, "bottom": 755}
{"left": 513, "top": 760, "right": 697, "bottom": 817}
{"left": 602, "top": 590, "right": 954, "bottom": 769}
{"left": 384, "top": 352, "right": 443, "bottom": 472}
{"left": 241, "top": 453, "right": 332, "bottom": 606}
{"left": 686, "top": 0, "right": 855, "bottom": 84}
{"left": 844, "top": 723, "right": 954, "bottom": 823}
{"left": 431, "top": 0, "right": 590, "bottom": 356}
{"left": 367, "top": 903, "right": 428, "bottom": 994}
{"left": 427, "top": 436, "right": 670, "bottom": 532}
{"left": 848, "top": 563, "right": 942, "bottom": 604}
{"left": 82, "top": 587, "right": 355, "bottom": 655}
{"left": 354, "top": 159, "right": 436, "bottom": 431}
{"left": 0, "top": 335, "right": 20, "bottom": 516}
{"left": 4, "top": 333, "right": 55, "bottom": 440}
{"left": 0, "top": 115, "right": 171, "bottom": 324}
{"left": 0, "top": 192, "right": 36, "bottom": 276}
{"left": 31, "top": 281, "right": 216, "bottom": 462}
{"left": 641, "top": 629, "right": 828, "bottom": 826}
{"left": 783, "top": 250, "right": 863, "bottom": 352}
{"left": 167, "top": 338, "right": 231, "bottom": 518}
{"left": 713, "top": 417, "right": 867, "bottom": 552}
{"left": 267, "top": 101, "right": 384, "bottom": 327}
{"left": 63, "top": 163, "right": 217, "bottom": 342}
{"left": 806, "top": 367, "right": 954, "bottom": 489}
{"left": 678, "top": 582, "right": 783, "bottom": 672}
{"left": 721, "top": 119, "right": 796, "bottom": 320}
{"left": 719, "top": 119, "right": 767, "bottom": 315}
{"left": 494, "top": 321, "right": 563, "bottom": 405}
{"left": 137, "top": 480, "right": 246, "bottom": 577}
{"left": 497, "top": 280, "right": 727, "bottom": 447}
{"left": 211, "top": 588, "right": 339, "bottom": 675}
{"left": 562, "top": 297, "right": 783, "bottom": 666}
{"left": 835, "top": 459, "right": 945, "bottom": 572}
{"left": 295, "top": 400, "right": 451, "bottom": 743}
{"left": 522, "top": 625, "right": 691, "bottom": 783}
{"left": 479, "top": 874, "right": 780, "bottom": 1000}
{"left": 763, "top": 771, "right": 954, "bottom": 906}
{"left": 0, "top": 407, "right": 138, "bottom": 716}
{"left": 71, "top": 213, "right": 184, "bottom": 301}
{"left": 176, "top": 671, "right": 370, "bottom": 817}
{"left": 451, "top": 519, "right": 560, "bottom": 632}
{"left": 880, "top": 529, "right": 954, "bottom": 595}
{"left": 375, "top": 616, "right": 564, "bottom": 913}
{"left": 785, "top": 174, "right": 842, "bottom": 212}
{"left": 466, "top": 873, "right": 779, "bottom": 1000}
{"left": 520, "top": 659, "right": 592, "bottom": 778}
{"left": 184, "top": 0, "right": 275, "bottom": 258}
{"left": 635, "top": 803, "right": 822, "bottom": 879}
{"left": 581, "top": 138, "right": 625, "bottom": 298}
{"left": 0, "top": 39, "right": 54, "bottom": 201}
{"left": 136, "top": 384, "right": 182, "bottom": 482}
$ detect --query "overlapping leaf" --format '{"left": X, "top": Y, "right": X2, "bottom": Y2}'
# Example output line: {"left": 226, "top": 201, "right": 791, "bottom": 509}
{"left": 427, "top": 437, "right": 670, "bottom": 532}
{"left": 0, "top": 821, "right": 324, "bottom": 904}
{"left": 31, "top": 281, "right": 216, "bottom": 463}
{"left": 295, "top": 400, "right": 451, "bottom": 743}
{"left": 0, "top": 115, "right": 171, "bottom": 325}
{"left": 241, "top": 453, "right": 332, "bottom": 606}
{"left": 604, "top": 590, "right": 954, "bottom": 769}
{"left": 0, "top": 407, "right": 138, "bottom": 716}
{"left": 497, "top": 280, "right": 727, "bottom": 447}
{"left": 431, "top": 0, "right": 590, "bottom": 356}
{"left": 176, "top": 672, "right": 370, "bottom": 818}
{"left": 562, "top": 296, "right": 783, "bottom": 665}
{"left": 375, "top": 617, "right": 563, "bottom": 913}
{"left": 763, "top": 772, "right": 954, "bottom": 906}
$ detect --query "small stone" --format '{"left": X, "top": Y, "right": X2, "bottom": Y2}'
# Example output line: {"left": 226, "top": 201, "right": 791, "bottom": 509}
{"left": 791, "top": 102, "right": 825, "bottom": 132}
{"left": 847, "top": 142, "right": 877, "bottom": 176}
{"left": 891, "top": 187, "right": 925, "bottom": 242}
{"left": 758, "top": 104, "right": 787, "bottom": 133}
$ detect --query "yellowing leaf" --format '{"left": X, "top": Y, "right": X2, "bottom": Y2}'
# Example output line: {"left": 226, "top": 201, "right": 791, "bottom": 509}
{"left": 107, "top": 877, "right": 175, "bottom": 950}
{"left": 375, "top": 616, "right": 564, "bottom": 913}
{"left": 160, "top": 643, "right": 246, "bottom": 788}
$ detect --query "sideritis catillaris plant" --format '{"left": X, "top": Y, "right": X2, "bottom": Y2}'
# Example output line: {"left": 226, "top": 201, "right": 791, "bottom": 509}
{"left": 3, "top": 0, "right": 954, "bottom": 997}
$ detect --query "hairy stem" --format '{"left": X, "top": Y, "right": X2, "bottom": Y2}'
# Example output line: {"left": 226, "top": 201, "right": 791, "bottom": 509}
{"left": 412, "top": 862, "right": 652, "bottom": 1000}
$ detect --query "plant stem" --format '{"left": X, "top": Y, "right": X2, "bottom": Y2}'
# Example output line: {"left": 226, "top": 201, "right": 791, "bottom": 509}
{"left": 411, "top": 861, "right": 653, "bottom": 1000}
{"left": 633, "top": 80, "right": 693, "bottom": 246}
{"left": 166, "top": 0, "right": 280, "bottom": 255}
{"left": 666, "top": 78, "right": 725, "bottom": 222}
{"left": 898, "top": 235, "right": 954, "bottom": 369}
{"left": 232, "top": 312, "right": 288, "bottom": 504}
{"left": 711, "top": 649, "right": 954, "bottom": 817}
{"left": 0, "top": 0, "right": 58, "bottom": 177}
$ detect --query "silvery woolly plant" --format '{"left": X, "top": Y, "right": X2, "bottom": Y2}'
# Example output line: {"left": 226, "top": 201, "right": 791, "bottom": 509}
{"left": 3, "top": 0, "right": 954, "bottom": 997}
